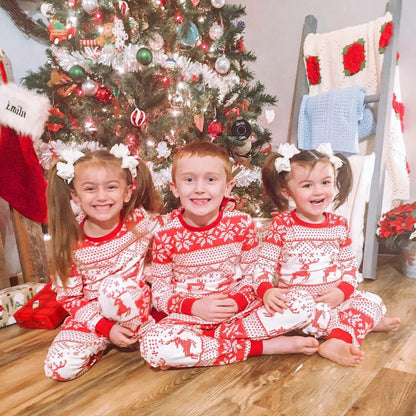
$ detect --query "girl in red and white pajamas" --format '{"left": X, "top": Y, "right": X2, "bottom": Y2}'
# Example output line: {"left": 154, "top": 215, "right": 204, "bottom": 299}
{"left": 140, "top": 141, "right": 323, "bottom": 369}
{"left": 44, "top": 145, "right": 162, "bottom": 381}
{"left": 257, "top": 143, "right": 400, "bottom": 366}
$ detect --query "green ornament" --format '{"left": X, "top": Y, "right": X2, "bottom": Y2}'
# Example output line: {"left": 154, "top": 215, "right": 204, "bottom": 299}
{"left": 136, "top": 47, "right": 153, "bottom": 65}
{"left": 68, "top": 65, "right": 86, "bottom": 82}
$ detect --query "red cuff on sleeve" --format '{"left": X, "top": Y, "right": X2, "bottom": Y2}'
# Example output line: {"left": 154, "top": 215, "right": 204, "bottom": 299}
{"left": 181, "top": 298, "right": 197, "bottom": 315}
{"left": 257, "top": 282, "right": 274, "bottom": 299}
{"left": 229, "top": 293, "right": 249, "bottom": 312}
{"left": 327, "top": 328, "right": 353, "bottom": 344}
{"left": 95, "top": 317, "right": 116, "bottom": 338}
{"left": 248, "top": 340, "right": 263, "bottom": 357}
{"left": 337, "top": 282, "right": 354, "bottom": 300}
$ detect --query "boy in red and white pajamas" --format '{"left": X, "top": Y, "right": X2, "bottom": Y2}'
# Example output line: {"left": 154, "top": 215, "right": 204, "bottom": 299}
{"left": 140, "top": 141, "right": 322, "bottom": 368}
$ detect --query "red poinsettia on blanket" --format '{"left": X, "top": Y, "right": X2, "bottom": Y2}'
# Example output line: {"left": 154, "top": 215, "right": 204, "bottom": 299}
{"left": 305, "top": 55, "right": 321, "bottom": 85}
{"left": 343, "top": 38, "right": 366, "bottom": 76}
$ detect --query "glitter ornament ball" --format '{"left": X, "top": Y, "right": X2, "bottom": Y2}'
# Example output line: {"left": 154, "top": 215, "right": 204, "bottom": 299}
{"left": 68, "top": 65, "right": 86, "bottom": 82}
{"left": 130, "top": 108, "right": 146, "bottom": 126}
{"left": 148, "top": 33, "right": 164, "bottom": 51}
{"left": 207, "top": 121, "right": 223, "bottom": 138}
{"left": 96, "top": 87, "right": 113, "bottom": 103}
{"left": 209, "top": 23, "right": 224, "bottom": 40}
{"left": 136, "top": 47, "right": 153, "bottom": 65}
{"left": 214, "top": 56, "right": 230, "bottom": 74}
{"left": 81, "top": 78, "right": 98, "bottom": 96}
{"left": 81, "top": 0, "right": 98, "bottom": 14}
{"left": 233, "top": 138, "right": 252, "bottom": 155}
{"left": 211, "top": 0, "right": 226, "bottom": 8}
{"left": 177, "top": 22, "right": 199, "bottom": 46}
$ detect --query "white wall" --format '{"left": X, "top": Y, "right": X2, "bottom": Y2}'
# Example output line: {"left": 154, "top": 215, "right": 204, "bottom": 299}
{"left": 1, "top": 1, "right": 415, "bottom": 201}
{"left": 0, "top": 8, "right": 47, "bottom": 82}
{"left": 236, "top": 0, "right": 416, "bottom": 202}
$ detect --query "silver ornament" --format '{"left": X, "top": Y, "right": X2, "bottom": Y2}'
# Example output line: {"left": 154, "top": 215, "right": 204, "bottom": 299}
{"left": 215, "top": 56, "right": 230, "bottom": 74}
{"left": 82, "top": 78, "right": 98, "bottom": 96}
{"left": 149, "top": 33, "right": 164, "bottom": 51}
{"left": 209, "top": 23, "right": 224, "bottom": 41}
{"left": 82, "top": 0, "right": 98, "bottom": 14}
{"left": 233, "top": 139, "right": 252, "bottom": 155}
{"left": 211, "top": 0, "right": 226, "bottom": 8}
{"left": 171, "top": 93, "right": 185, "bottom": 109}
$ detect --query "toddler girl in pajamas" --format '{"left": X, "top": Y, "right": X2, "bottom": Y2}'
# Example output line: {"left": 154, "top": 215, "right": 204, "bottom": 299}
{"left": 44, "top": 145, "right": 162, "bottom": 380}
{"left": 256, "top": 143, "right": 401, "bottom": 366}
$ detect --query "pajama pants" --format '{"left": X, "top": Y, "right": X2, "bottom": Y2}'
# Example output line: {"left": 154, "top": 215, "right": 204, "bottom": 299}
{"left": 301, "top": 289, "right": 386, "bottom": 345}
{"left": 140, "top": 290, "right": 318, "bottom": 368}
{"left": 44, "top": 276, "right": 152, "bottom": 381}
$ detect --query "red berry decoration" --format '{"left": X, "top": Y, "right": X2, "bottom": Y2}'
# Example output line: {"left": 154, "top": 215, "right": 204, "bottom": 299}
{"left": 96, "top": 87, "right": 113, "bottom": 103}
{"left": 207, "top": 121, "right": 223, "bottom": 138}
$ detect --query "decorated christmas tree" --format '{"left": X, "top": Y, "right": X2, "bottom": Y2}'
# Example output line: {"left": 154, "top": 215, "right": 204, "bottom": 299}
{"left": 22, "top": 0, "right": 276, "bottom": 216}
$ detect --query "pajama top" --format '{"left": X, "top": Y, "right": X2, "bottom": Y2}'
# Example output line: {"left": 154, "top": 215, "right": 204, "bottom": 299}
{"left": 254, "top": 210, "right": 357, "bottom": 300}
{"left": 53, "top": 207, "right": 160, "bottom": 337}
{"left": 151, "top": 208, "right": 259, "bottom": 316}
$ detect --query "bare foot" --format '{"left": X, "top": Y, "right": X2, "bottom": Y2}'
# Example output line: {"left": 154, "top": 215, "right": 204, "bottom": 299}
{"left": 318, "top": 338, "right": 364, "bottom": 367}
{"left": 262, "top": 335, "right": 319, "bottom": 356}
{"left": 373, "top": 316, "right": 401, "bottom": 332}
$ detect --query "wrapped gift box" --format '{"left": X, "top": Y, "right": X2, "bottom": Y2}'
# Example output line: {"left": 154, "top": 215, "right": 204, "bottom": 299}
{"left": 0, "top": 282, "right": 45, "bottom": 328}
{"left": 14, "top": 282, "right": 68, "bottom": 329}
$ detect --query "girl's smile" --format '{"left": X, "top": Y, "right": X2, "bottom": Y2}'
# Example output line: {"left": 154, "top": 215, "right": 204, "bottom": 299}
{"left": 281, "top": 160, "right": 335, "bottom": 223}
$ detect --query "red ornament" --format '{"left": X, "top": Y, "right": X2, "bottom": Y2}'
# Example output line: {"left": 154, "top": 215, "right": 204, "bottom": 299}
{"left": 130, "top": 108, "right": 146, "bottom": 127}
{"left": 207, "top": 121, "right": 223, "bottom": 138}
{"left": 200, "top": 40, "right": 209, "bottom": 50}
{"left": 96, "top": 87, "right": 113, "bottom": 103}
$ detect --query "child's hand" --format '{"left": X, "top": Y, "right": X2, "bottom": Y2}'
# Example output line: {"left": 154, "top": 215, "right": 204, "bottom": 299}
{"left": 263, "top": 288, "right": 290, "bottom": 315}
{"left": 315, "top": 287, "right": 345, "bottom": 308}
{"left": 191, "top": 294, "right": 238, "bottom": 322}
{"left": 109, "top": 324, "right": 137, "bottom": 348}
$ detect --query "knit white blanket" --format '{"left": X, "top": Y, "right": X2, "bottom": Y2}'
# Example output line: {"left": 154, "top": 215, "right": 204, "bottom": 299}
{"left": 303, "top": 11, "right": 409, "bottom": 204}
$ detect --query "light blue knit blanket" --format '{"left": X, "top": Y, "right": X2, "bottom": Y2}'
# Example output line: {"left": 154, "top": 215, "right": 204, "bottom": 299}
{"left": 298, "top": 86, "right": 375, "bottom": 154}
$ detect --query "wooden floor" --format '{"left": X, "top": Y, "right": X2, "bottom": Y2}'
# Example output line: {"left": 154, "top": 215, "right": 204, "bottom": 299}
{"left": 1, "top": 255, "right": 416, "bottom": 416}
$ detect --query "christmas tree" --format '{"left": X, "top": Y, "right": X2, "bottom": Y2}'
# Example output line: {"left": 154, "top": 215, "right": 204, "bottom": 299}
{"left": 22, "top": 0, "right": 276, "bottom": 216}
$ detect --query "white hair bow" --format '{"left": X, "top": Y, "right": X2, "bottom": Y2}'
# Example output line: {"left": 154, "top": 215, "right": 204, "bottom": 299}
{"left": 274, "top": 143, "right": 300, "bottom": 173}
{"left": 110, "top": 143, "right": 139, "bottom": 179}
{"left": 316, "top": 143, "right": 343, "bottom": 170}
{"left": 56, "top": 149, "right": 85, "bottom": 183}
